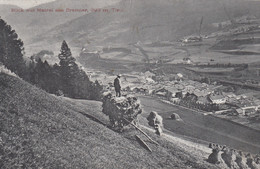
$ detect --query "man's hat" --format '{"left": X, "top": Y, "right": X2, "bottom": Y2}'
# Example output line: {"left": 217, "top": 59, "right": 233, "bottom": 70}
{"left": 117, "top": 74, "right": 121, "bottom": 77}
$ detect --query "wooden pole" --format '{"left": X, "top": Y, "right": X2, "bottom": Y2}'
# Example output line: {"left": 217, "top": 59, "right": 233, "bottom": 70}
{"left": 135, "top": 135, "right": 152, "bottom": 152}
{"left": 123, "top": 118, "right": 159, "bottom": 146}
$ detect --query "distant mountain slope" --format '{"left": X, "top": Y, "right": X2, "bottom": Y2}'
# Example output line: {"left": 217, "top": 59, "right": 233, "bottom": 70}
{"left": 28, "top": 0, "right": 260, "bottom": 54}
{"left": 0, "top": 4, "right": 21, "bottom": 18}
{"left": 3, "top": 0, "right": 121, "bottom": 42}
{"left": 0, "top": 72, "right": 219, "bottom": 168}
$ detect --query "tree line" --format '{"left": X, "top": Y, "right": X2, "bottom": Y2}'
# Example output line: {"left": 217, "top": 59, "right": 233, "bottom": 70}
{"left": 0, "top": 18, "right": 102, "bottom": 100}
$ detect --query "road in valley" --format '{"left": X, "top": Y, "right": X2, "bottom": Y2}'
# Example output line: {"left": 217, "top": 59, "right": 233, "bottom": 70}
{"left": 138, "top": 96, "right": 260, "bottom": 154}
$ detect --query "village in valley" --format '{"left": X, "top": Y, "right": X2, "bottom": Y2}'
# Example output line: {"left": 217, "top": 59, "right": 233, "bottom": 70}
{"left": 76, "top": 13, "right": 260, "bottom": 132}
{"left": 88, "top": 66, "right": 260, "bottom": 130}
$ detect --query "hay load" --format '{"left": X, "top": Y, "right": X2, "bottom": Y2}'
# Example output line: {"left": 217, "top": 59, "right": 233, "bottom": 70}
{"left": 102, "top": 93, "right": 142, "bottom": 130}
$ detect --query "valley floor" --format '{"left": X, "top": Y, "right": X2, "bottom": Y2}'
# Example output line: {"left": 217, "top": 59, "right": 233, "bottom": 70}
{"left": 138, "top": 96, "right": 260, "bottom": 154}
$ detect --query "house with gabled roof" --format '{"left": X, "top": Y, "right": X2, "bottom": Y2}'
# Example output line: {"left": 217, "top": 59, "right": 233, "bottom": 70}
{"left": 209, "top": 94, "right": 226, "bottom": 104}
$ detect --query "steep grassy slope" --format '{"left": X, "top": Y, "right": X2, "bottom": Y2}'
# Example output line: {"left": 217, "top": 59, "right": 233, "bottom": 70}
{"left": 0, "top": 72, "right": 220, "bottom": 168}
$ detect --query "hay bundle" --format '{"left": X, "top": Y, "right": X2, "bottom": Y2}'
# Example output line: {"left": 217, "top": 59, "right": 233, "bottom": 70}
{"left": 221, "top": 147, "right": 240, "bottom": 169}
{"left": 207, "top": 148, "right": 224, "bottom": 165}
{"left": 246, "top": 154, "right": 260, "bottom": 169}
{"left": 170, "top": 113, "right": 182, "bottom": 121}
{"left": 102, "top": 93, "right": 142, "bottom": 130}
{"left": 207, "top": 143, "right": 260, "bottom": 169}
{"left": 236, "top": 151, "right": 249, "bottom": 169}
{"left": 147, "top": 111, "right": 163, "bottom": 135}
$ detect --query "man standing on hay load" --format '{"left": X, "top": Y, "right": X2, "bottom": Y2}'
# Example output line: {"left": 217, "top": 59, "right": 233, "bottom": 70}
{"left": 114, "top": 74, "right": 122, "bottom": 97}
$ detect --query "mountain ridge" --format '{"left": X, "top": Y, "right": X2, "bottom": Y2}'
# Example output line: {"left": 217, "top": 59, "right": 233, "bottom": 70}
{"left": 26, "top": 0, "right": 260, "bottom": 55}
{"left": 3, "top": 0, "right": 121, "bottom": 43}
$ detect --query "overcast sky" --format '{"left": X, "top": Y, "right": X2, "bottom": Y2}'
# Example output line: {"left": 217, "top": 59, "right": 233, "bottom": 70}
{"left": 0, "top": 0, "right": 55, "bottom": 8}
